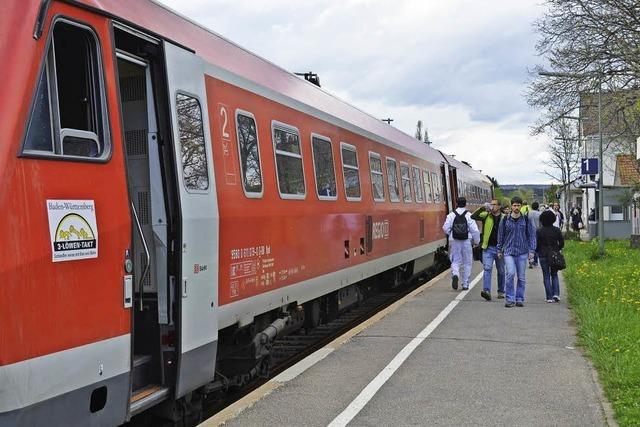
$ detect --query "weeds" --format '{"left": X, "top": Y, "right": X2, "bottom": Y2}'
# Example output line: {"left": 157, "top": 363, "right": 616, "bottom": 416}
{"left": 564, "top": 240, "right": 640, "bottom": 425}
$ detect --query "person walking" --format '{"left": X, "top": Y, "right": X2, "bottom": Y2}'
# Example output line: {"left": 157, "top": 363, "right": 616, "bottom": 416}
{"left": 528, "top": 201, "right": 542, "bottom": 268}
{"left": 442, "top": 197, "right": 481, "bottom": 291}
{"left": 497, "top": 196, "right": 537, "bottom": 307}
{"left": 551, "top": 202, "right": 564, "bottom": 229}
{"left": 537, "top": 210, "right": 565, "bottom": 303}
{"left": 471, "top": 199, "right": 505, "bottom": 300}
{"left": 570, "top": 204, "right": 583, "bottom": 231}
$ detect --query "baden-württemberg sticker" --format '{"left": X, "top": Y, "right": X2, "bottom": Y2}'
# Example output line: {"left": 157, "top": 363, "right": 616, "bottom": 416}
{"left": 47, "top": 200, "right": 98, "bottom": 262}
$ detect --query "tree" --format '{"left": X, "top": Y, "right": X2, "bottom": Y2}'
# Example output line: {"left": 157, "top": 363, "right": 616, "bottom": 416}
{"left": 424, "top": 127, "right": 432, "bottom": 145}
{"left": 542, "top": 117, "right": 581, "bottom": 185}
{"left": 415, "top": 120, "right": 424, "bottom": 141}
{"left": 546, "top": 184, "right": 560, "bottom": 204}
{"left": 527, "top": 0, "right": 640, "bottom": 151}
{"left": 486, "top": 175, "right": 499, "bottom": 188}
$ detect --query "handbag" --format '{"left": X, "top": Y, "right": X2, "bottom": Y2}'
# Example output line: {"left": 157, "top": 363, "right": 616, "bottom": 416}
{"left": 473, "top": 245, "right": 482, "bottom": 262}
{"left": 548, "top": 250, "right": 566, "bottom": 270}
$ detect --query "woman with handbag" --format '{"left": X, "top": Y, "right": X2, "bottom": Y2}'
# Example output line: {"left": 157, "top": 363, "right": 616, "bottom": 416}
{"left": 537, "top": 210, "right": 565, "bottom": 302}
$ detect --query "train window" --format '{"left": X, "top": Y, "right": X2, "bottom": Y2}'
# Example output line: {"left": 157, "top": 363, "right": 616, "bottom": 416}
{"left": 386, "top": 158, "right": 400, "bottom": 202}
{"left": 400, "top": 162, "right": 412, "bottom": 202}
{"left": 272, "top": 122, "right": 305, "bottom": 199}
{"left": 341, "top": 143, "right": 361, "bottom": 201}
{"left": 235, "top": 111, "right": 263, "bottom": 197}
{"left": 311, "top": 134, "right": 337, "bottom": 200}
{"left": 369, "top": 152, "right": 385, "bottom": 202}
{"left": 22, "top": 19, "right": 109, "bottom": 160}
{"left": 432, "top": 172, "right": 441, "bottom": 202}
{"left": 412, "top": 166, "right": 424, "bottom": 202}
{"left": 423, "top": 170, "right": 433, "bottom": 203}
{"left": 176, "top": 93, "right": 210, "bottom": 191}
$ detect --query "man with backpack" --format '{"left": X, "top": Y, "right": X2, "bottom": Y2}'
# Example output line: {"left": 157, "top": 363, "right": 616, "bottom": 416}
{"left": 442, "top": 197, "right": 481, "bottom": 291}
{"left": 471, "top": 198, "right": 505, "bottom": 300}
{"left": 497, "top": 196, "right": 537, "bottom": 307}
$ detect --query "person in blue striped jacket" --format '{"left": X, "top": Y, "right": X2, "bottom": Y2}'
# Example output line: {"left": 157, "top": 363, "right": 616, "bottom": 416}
{"left": 496, "top": 196, "right": 537, "bottom": 307}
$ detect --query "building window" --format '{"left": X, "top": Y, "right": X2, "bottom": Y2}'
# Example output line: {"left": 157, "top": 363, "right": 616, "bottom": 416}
{"left": 369, "top": 152, "right": 385, "bottom": 202}
{"left": 400, "top": 162, "right": 412, "bottom": 202}
{"left": 272, "top": 122, "right": 305, "bottom": 198}
{"left": 236, "top": 111, "right": 263, "bottom": 197}
{"left": 386, "top": 158, "right": 400, "bottom": 202}
{"left": 412, "top": 166, "right": 424, "bottom": 202}
{"left": 431, "top": 171, "right": 441, "bottom": 202}
{"left": 311, "top": 134, "right": 337, "bottom": 199}
{"left": 423, "top": 170, "right": 433, "bottom": 202}
{"left": 176, "top": 93, "right": 209, "bottom": 191}
{"left": 22, "top": 19, "right": 109, "bottom": 160}
{"left": 341, "top": 143, "right": 361, "bottom": 201}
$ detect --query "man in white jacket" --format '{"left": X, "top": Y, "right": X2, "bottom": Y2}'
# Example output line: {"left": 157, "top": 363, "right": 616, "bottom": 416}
{"left": 442, "top": 197, "right": 481, "bottom": 290}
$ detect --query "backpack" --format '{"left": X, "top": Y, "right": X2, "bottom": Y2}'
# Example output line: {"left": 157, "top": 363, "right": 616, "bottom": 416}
{"left": 452, "top": 210, "right": 469, "bottom": 240}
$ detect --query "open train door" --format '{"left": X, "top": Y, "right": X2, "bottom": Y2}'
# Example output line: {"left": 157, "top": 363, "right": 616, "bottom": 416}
{"left": 164, "top": 42, "right": 219, "bottom": 398}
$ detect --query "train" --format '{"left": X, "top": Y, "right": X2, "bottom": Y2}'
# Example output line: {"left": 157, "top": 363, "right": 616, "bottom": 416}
{"left": 0, "top": 1, "right": 493, "bottom": 425}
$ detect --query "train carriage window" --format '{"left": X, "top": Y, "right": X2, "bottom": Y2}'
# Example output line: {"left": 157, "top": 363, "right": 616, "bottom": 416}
{"left": 423, "top": 170, "right": 433, "bottom": 203}
{"left": 400, "top": 162, "right": 412, "bottom": 202}
{"left": 235, "top": 111, "right": 263, "bottom": 197}
{"left": 341, "top": 143, "right": 361, "bottom": 201}
{"left": 23, "top": 19, "right": 109, "bottom": 160}
{"left": 272, "top": 122, "right": 305, "bottom": 198}
{"left": 386, "top": 158, "right": 400, "bottom": 202}
{"left": 431, "top": 172, "right": 441, "bottom": 203}
{"left": 412, "top": 166, "right": 424, "bottom": 202}
{"left": 369, "top": 152, "right": 385, "bottom": 202}
{"left": 176, "top": 93, "right": 210, "bottom": 191}
{"left": 311, "top": 134, "right": 337, "bottom": 199}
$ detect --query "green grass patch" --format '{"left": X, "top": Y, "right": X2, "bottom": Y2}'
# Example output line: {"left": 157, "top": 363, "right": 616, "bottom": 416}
{"left": 563, "top": 239, "right": 640, "bottom": 425}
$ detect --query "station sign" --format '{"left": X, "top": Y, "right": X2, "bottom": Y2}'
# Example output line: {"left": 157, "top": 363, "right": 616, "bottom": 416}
{"left": 581, "top": 158, "right": 598, "bottom": 175}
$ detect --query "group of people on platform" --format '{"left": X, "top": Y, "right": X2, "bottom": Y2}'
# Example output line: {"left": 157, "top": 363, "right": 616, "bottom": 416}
{"left": 442, "top": 196, "right": 565, "bottom": 307}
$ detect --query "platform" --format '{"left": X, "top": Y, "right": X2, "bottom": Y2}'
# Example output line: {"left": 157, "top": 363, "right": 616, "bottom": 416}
{"left": 202, "top": 262, "right": 614, "bottom": 426}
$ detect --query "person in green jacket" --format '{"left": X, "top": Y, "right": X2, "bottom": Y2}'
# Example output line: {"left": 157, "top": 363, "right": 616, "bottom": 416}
{"left": 471, "top": 199, "right": 506, "bottom": 300}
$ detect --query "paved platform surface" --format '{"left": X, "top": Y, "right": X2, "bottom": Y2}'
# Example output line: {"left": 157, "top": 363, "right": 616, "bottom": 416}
{"left": 204, "top": 262, "right": 614, "bottom": 427}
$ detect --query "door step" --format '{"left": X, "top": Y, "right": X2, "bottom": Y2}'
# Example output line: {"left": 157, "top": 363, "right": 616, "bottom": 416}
{"left": 133, "top": 354, "right": 153, "bottom": 390}
{"left": 130, "top": 384, "right": 170, "bottom": 416}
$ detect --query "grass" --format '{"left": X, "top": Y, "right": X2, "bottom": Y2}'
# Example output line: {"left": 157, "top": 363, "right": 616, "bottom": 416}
{"left": 563, "top": 239, "right": 640, "bottom": 426}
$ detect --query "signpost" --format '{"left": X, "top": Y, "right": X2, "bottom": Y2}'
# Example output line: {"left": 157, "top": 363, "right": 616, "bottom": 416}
{"left": 581, "top": 158, "right": 598, "bottom": 176}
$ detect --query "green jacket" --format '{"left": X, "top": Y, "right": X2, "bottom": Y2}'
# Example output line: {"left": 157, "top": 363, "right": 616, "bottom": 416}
{"left": 471, "top": 207, "right": 504, "bottom": 249}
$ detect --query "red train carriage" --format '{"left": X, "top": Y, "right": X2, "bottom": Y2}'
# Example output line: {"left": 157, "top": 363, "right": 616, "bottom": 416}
{"left": 0, "top": 1, "right": 491, "bottom": 425}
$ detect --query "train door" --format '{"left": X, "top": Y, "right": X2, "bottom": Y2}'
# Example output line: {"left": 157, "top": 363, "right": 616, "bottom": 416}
{"left": 116, "top": 51, "right": 174, "bottom": 412}
{"left": 441, "top": 163, "right": 452, "bottom": 213}
{"left": 163, "top": 42, "right": 219, "bottom": 398}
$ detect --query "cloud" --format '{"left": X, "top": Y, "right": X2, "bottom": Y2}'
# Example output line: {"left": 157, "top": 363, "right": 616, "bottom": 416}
{"left": 158, "top": 0, "right": 549, "bottom": 183}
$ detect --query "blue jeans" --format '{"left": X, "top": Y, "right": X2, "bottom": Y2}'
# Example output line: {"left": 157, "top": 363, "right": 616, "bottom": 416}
{"left": 482, "top": 246, "right": 505, "bottom": 293}
{"left": 538, "top": 257, "right": 560, "bottom": 300}
{"left": 504, "top": 253, "right": 528, "bottom": 303}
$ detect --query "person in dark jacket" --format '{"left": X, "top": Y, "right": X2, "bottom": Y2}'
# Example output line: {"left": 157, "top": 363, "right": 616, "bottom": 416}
{"left": 537, "top": 210, "right": 565, "bottom": 302}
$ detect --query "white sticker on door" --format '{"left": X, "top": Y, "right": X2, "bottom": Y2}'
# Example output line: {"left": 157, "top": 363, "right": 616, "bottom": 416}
{"left": 47, "top": 200, "right": 99, "bottom": 262}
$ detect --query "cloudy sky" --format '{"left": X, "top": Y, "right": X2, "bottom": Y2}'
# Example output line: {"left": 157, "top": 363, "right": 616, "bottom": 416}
{"left": 159, "top": 0, "right": 550, "bottom": 185}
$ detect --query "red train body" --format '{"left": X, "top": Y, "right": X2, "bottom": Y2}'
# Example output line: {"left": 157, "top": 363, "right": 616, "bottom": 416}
{"left": 0, "top": 1, "right": 491, "bottom": 425}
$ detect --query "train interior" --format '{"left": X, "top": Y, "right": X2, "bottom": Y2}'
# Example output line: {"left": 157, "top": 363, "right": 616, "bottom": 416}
{"left": 114, "top": 26, "right": 178, "bottom": 414}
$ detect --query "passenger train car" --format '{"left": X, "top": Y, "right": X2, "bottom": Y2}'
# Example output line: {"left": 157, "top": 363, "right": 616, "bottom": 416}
{"left": 0, "top": 1, "right": 492, "bottom": 425}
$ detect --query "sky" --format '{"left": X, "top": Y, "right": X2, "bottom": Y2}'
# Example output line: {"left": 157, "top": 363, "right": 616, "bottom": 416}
{"left": 158, "top": 0, "right": 551, "bottom": 185}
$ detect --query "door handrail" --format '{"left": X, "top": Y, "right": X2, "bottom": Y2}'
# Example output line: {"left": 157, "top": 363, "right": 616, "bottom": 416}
{"left": 131, "top": 202, "right": 150, "bottom": 312}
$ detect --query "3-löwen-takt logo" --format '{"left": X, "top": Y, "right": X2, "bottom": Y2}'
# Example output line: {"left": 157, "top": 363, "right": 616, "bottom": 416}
{"left": 54, "top": 213, "right": 97, "bottom": 251}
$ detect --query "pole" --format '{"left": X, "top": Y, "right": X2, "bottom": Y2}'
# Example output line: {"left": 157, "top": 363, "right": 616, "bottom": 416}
{"left": 597, "top": 73, "right": 605, "bottom": 256}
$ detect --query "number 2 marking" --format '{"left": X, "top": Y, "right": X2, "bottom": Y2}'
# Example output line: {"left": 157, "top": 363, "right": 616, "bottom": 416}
{"left": 220, "top": 106, "right": 230, "bottom": 139}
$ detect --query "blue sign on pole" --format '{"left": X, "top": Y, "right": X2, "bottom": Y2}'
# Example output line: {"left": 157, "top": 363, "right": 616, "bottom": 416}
{"left": 581, "top": 158, "right": 598, "bottom": 175}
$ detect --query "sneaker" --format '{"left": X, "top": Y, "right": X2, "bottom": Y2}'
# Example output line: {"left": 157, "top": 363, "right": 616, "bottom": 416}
{"left": 497, "top": 292, "right": 505, "bottom": 299}
{"left": 505, "top": 301, "right": 515, "bottom": 308}
{"left": 528, "top": 262, "right": 533, "bottom": 269}
{"left": 452, "top": 275, "right": 458, "bottom": 290}
{"left": 481, "top": 290, "right": 492, "bottom": 301}
{"left": 553, "top": 295, "right": 560, "bottom": 302}
{"left": 546, "top": 299, "right": 554, "bottom": 303}
{"left": 516, "top": 302, "right": 524, "bottom": 307}
{"left": 462, "top": 285, "right": 469, "bottom": 290}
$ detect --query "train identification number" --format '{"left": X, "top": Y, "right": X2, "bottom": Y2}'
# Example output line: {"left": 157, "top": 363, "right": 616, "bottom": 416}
{"left": 372, "top": 220, "right": 390, "bottom": 240}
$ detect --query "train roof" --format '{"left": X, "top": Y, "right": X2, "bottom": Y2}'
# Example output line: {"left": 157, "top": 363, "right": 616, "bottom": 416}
{"left": 439, "top": 151, "right": 491, "bottom": 185}
{"left": 70, "top": 0, "right": 445, "bottom": 164}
